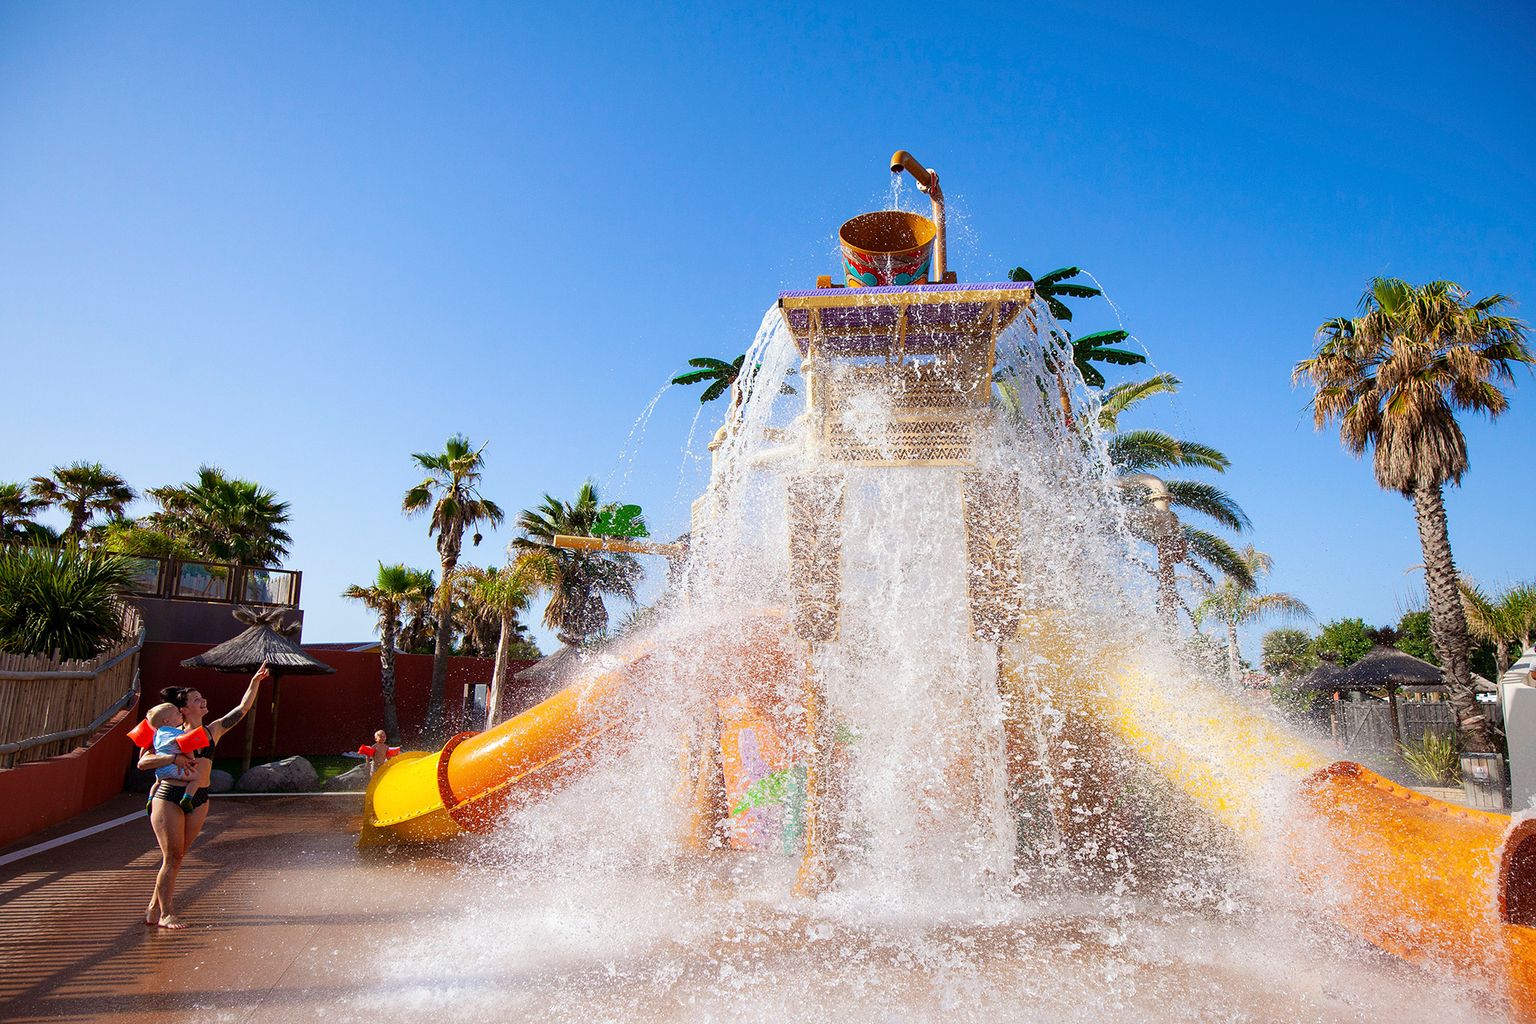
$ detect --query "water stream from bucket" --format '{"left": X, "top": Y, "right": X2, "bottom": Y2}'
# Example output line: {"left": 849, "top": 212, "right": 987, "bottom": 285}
{"left": 355, "top": 297, "right": 1493, "bottom": 1024}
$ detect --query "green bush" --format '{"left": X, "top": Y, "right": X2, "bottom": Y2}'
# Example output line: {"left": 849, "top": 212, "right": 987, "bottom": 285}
{"left": 1399, "top": 730, "right": 1462, "bottom": 787}
{"left": 0, "top": 546, "right": 136, "bottom": 658}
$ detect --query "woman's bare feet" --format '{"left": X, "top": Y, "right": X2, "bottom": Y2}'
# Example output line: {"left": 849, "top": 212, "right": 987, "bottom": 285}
{"left": 144, "top": 900, "right": 160, "bottom": 926}
{"left": 157, "top": 914, "right": 189, "bottom": 930}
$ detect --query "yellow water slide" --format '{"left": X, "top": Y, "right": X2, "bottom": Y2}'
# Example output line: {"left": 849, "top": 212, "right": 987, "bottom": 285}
{"left": 360, "top": 616, "right": 801, "bottom": 847}
{"left": 1001, "top": 630, "right": 1535, "bottom": 1018}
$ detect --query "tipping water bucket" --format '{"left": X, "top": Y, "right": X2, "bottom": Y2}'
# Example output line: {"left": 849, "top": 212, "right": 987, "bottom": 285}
{"left": 838, "top": 211, "right": 936, "bottom": 287}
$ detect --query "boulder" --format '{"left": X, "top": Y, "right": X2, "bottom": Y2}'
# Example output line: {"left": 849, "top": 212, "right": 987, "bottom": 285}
{"left": 236, "top": 756, "right": 318, "bottom": 793}
{"left": 323, "top": 762, "right": 371, "bottom": 792}
{"left": 208, "top": 769, "right": 235, "bottom": 793}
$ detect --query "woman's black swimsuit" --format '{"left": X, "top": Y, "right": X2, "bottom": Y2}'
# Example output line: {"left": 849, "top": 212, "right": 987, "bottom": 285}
{"left": 146, "top": 737, "right": 216, "bottom": 814}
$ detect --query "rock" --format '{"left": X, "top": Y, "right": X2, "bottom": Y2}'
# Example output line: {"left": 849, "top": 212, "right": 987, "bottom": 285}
{"left": 323, "top": 763, "right": 371, "bottom": 792}
{"left": 208, "top": 769, "right": 235, "bottom": 793}
{"left": 236, "top": 756, "right": 318, "bottom": 793}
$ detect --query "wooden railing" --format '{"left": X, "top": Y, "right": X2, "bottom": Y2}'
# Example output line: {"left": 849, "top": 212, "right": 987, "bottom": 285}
{"left": 122, "top": 555, "right": 301, "bottom": 608}
{"left": 0, "top": 606, "right": 144, "bottom": 769}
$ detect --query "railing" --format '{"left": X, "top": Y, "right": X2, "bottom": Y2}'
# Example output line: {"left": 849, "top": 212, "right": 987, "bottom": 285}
{"left": 0, "top": 606, "right": 145, "bottom": 769}
{"left": 122, "top": 555, "right": 300, "bottom": 608}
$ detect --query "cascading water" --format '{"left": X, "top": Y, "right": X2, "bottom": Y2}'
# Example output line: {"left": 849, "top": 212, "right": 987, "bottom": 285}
{"left": 354, "top": 286, "right": 1500, "bottom": 1023}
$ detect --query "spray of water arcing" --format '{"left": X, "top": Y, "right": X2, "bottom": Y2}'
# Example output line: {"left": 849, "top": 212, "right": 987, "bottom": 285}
{"left": 368, "top": 294, "right": 1487, "bottom": 1024}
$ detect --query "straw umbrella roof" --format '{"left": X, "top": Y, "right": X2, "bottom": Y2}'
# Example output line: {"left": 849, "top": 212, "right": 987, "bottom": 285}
{"left": 1333, "top": 646, "right": 1442, "bottom": 691}
{"left": 513, "top": 645, "right": 581, "bottom": 685}
{"left": 1297, "top": 660, "right": 1345, "bottom": 691}
{"left": 180, "top": 608, "right": 335, "bottom": 675}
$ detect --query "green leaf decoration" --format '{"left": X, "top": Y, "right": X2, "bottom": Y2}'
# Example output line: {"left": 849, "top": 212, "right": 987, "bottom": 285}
{"left": 1050, "top": 282, "right": 1103, "bottom": 299}
{"left": 730, "top": 766, "right": 798, "bottom": 815}
{"left": 1075, "top": 329, "right": 1130, "bottom": 345}
{"left": 699, "top": 378, "right": 731, "bottom": 404}
{"left": 1009, "top": 267, "right": 1032, "bottom": 282}
{"left": 1046, "top": 297, "right": 1073, "bottom": 321}
{"left": 1083, "top": 347, "right": 1146, "bottom": 366}
{"left": 592, "top": 503, "right": 649, "bottom": 539}
{"left": 1035, "top": 266, "right": 1082, "bottom": 287}
{"left": 671, "top": 369, "right": 717, "bottom": 386}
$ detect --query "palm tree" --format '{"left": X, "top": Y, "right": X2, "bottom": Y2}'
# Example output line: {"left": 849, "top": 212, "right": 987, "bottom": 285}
{"left": 456, "top": 563, "right": 539, "bottom": 728}
{"left": 1459, "top": 580, "right": 1536, "bottom": 678}
{"left": 1294, "top": 278, "right": 1532, "bottom": 752}
{"left": 1194, "top": 546, "right": 1312, "bottom": 685}
{"left": 403, "top": 435, "right": 505, "bottom": 737}
{"left": 342, "top": 563, "right": 433, "bottom": 742}
{"left": 1101, "top": 374, "right": 1252, "bottom": 622}
{"left": 30, "top": 462, "right": 136, "bottom": 542}
{"left": 512, "top": 482, "right": 643, "bottom": 647}
{"left": 145, "top": 466, "right": 292, "bottom": 565}
{"left": 0, "top": 482, "right": 53, "bottom": 543}
{"left": 397, "top": 567, "right": 438, "bottom": 653}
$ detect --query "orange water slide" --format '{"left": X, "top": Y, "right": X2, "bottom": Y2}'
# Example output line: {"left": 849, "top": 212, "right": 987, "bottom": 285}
{"left": 359, "top": 616, "right": 802, "bottom": 847}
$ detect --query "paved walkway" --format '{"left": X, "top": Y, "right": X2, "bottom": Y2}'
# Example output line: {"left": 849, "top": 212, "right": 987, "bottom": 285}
{"left": 0, "top": 793, "right": 452, "bottom": 1024}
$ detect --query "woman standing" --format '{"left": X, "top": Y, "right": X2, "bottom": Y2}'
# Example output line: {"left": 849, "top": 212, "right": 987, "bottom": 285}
{"left": 137, "top": 662, "right": 268, "bottom": 928}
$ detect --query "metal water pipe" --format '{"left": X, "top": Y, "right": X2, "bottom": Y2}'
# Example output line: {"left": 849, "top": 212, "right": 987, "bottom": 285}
{"left": 889, "top": 149, "right": 945, "bottom": 283}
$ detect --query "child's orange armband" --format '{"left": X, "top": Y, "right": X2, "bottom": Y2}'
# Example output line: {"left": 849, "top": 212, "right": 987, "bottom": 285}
{"left": 358, "top": 744, "right": 376, "bottom": 757}
{"left": 175, "top": 727, "right": 210, "bottom": 753}
{"left": 127, "top": 719, "right": 156, "bottom": 749}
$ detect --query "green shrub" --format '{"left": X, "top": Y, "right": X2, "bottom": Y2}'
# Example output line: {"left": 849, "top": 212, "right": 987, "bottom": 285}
{"left": 1399, "top": 730, "right": 1462, "bottom": 787}
{"left": 0, "top": 546, "right": 136, "bottom": 658}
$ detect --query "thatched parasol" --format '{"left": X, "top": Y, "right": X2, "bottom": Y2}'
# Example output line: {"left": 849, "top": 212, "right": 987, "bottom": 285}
{"left": 1334, "top": 646, "right": 1444, "bottom": 691}
{"left": 181, "top": 607, "right": 335, "bottom": 770}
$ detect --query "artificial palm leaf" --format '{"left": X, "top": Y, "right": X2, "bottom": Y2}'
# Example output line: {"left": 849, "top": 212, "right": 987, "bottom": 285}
{"left": 1098, "top": 374, "right": 1181, "bottom": 430}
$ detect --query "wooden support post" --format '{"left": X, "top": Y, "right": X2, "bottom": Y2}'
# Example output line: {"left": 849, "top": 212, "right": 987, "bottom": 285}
{"left": 794, "top": 651, "right": 835, "bottom": 897}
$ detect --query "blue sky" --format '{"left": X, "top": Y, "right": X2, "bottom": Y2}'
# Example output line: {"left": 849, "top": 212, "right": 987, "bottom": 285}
{"left": 3, "top": 2, "right": 1534, "bottom": 654}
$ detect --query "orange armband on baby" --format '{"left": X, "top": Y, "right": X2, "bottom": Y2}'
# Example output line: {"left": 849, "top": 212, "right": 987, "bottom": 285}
{"left": 175, "top": 727, "right": 210, "bottom": 753}
{"left": 127, "top": 720, "right": 156, "bottom": 749}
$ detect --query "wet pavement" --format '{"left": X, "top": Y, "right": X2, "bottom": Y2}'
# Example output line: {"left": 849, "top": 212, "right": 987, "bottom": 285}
{"left": 0, "top": 793, "right": 452, "bottom": 1024}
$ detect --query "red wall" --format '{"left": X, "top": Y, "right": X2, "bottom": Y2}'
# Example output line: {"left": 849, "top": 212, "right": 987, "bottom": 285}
{"left": 0, "top": 706, "right": 138, "bottom": 847}
{"left": 136, "top": 643, "right": 539, "bottom": 756}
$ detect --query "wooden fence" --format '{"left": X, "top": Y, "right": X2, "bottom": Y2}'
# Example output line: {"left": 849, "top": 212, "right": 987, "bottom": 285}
{"left": 1334, "top": 699, "right": 1456, "bottom": 755}
{"left": 0, "top": 606, "right": 144, "bottom": 769}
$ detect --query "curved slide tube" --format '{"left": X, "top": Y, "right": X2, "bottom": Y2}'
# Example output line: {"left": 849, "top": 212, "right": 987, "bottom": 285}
{"left": 360, "top": 617, "right": 802, "bottom": 847}
{"left": 1098, "top": 659, "right": 1536, "bottom": 1019}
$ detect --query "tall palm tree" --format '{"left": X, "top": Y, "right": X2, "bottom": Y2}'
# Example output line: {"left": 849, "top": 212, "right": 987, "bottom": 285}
{"left": 342, "top": 563, "right": 433, "bottom": 743}
{"left": 0, "top": 482, "right": 53, "bottom": 543}
{"left": 512, "top": 482, "right": 642, "bottom": 647}
{"left": 457, "top": 563, "right": 539, "bottom": 729}
{"left": 145, "top": 466, "right": 292, "bottom": 565}
{"left": 403, "top": 435, "right": 505, "bottom": 737}
{"left": 1295, "top": 278, "right": 1532, "bottom": 752}
{"left": 1194, "top": 546, "right": 1312, "bottom": 685}
{"left": 1459, "top": 579, "right": 1536, "bottom": 678}
{"left": 30, "top": 462, "right": 136, "bottom": 542}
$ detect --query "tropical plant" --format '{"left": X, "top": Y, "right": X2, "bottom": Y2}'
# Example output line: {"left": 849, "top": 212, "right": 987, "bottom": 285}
{"left": 403, "top": 435, "right": 504, "bottom": 736}
{"left": 342, "top": 563, "right": 433, "bottom": 742}
{"left": 1262, "top": 627, "right": 1318, "bottom": 680}
{"left": 145, "top": 466, "right": 292, "bottom": 565}
{"left": 0, "top": 482, "right": 54, "bottom": 544}
{"left": 1312, "top": 617, "right": 1374, "bottom": 668}
{"left": 1295, "top": 278, "right": 1532, "bottom": 751}
{"left": 512, "top": 482, "right": 643, "bottom": 647}
{"left": 1194, "top": 547, "right": 1312, "bottom": 685}
{"left": 1399, "top": 730, "right": 1462, "bottom": 787}
{"left": 396, "top": 567, "right": 438, "bottom": 654}
{"left": 1104, "top": 375, "right": 1252, "bottom": 622}
{"left": 1460, "top": 579, "right": 1536, "bottom": 678}
{"left": 456, "top": 563, "right": 540, "bottom": 729}
{"left": 100, "top": 518, "right": 197, "bottom": 561}
{"left": 30, "top": 462, "right": 136, "bottom": 542}
{"left": 0, "top": 546, "right": 136, "bottom": 658}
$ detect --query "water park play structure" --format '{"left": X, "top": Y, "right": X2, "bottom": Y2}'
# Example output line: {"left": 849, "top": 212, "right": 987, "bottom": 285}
{"left": 362, "top": 151, "right": 1536, "bottom": 1019}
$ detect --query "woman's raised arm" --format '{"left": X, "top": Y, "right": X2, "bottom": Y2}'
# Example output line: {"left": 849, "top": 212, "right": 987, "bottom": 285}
{"left": 208, "top": 663, "right": 270, "bottom": 743}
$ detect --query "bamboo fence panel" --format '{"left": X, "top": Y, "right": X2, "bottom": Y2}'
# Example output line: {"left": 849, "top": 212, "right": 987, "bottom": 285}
{"left": 0, "top": 606, "right": 144, "bottom": 769}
